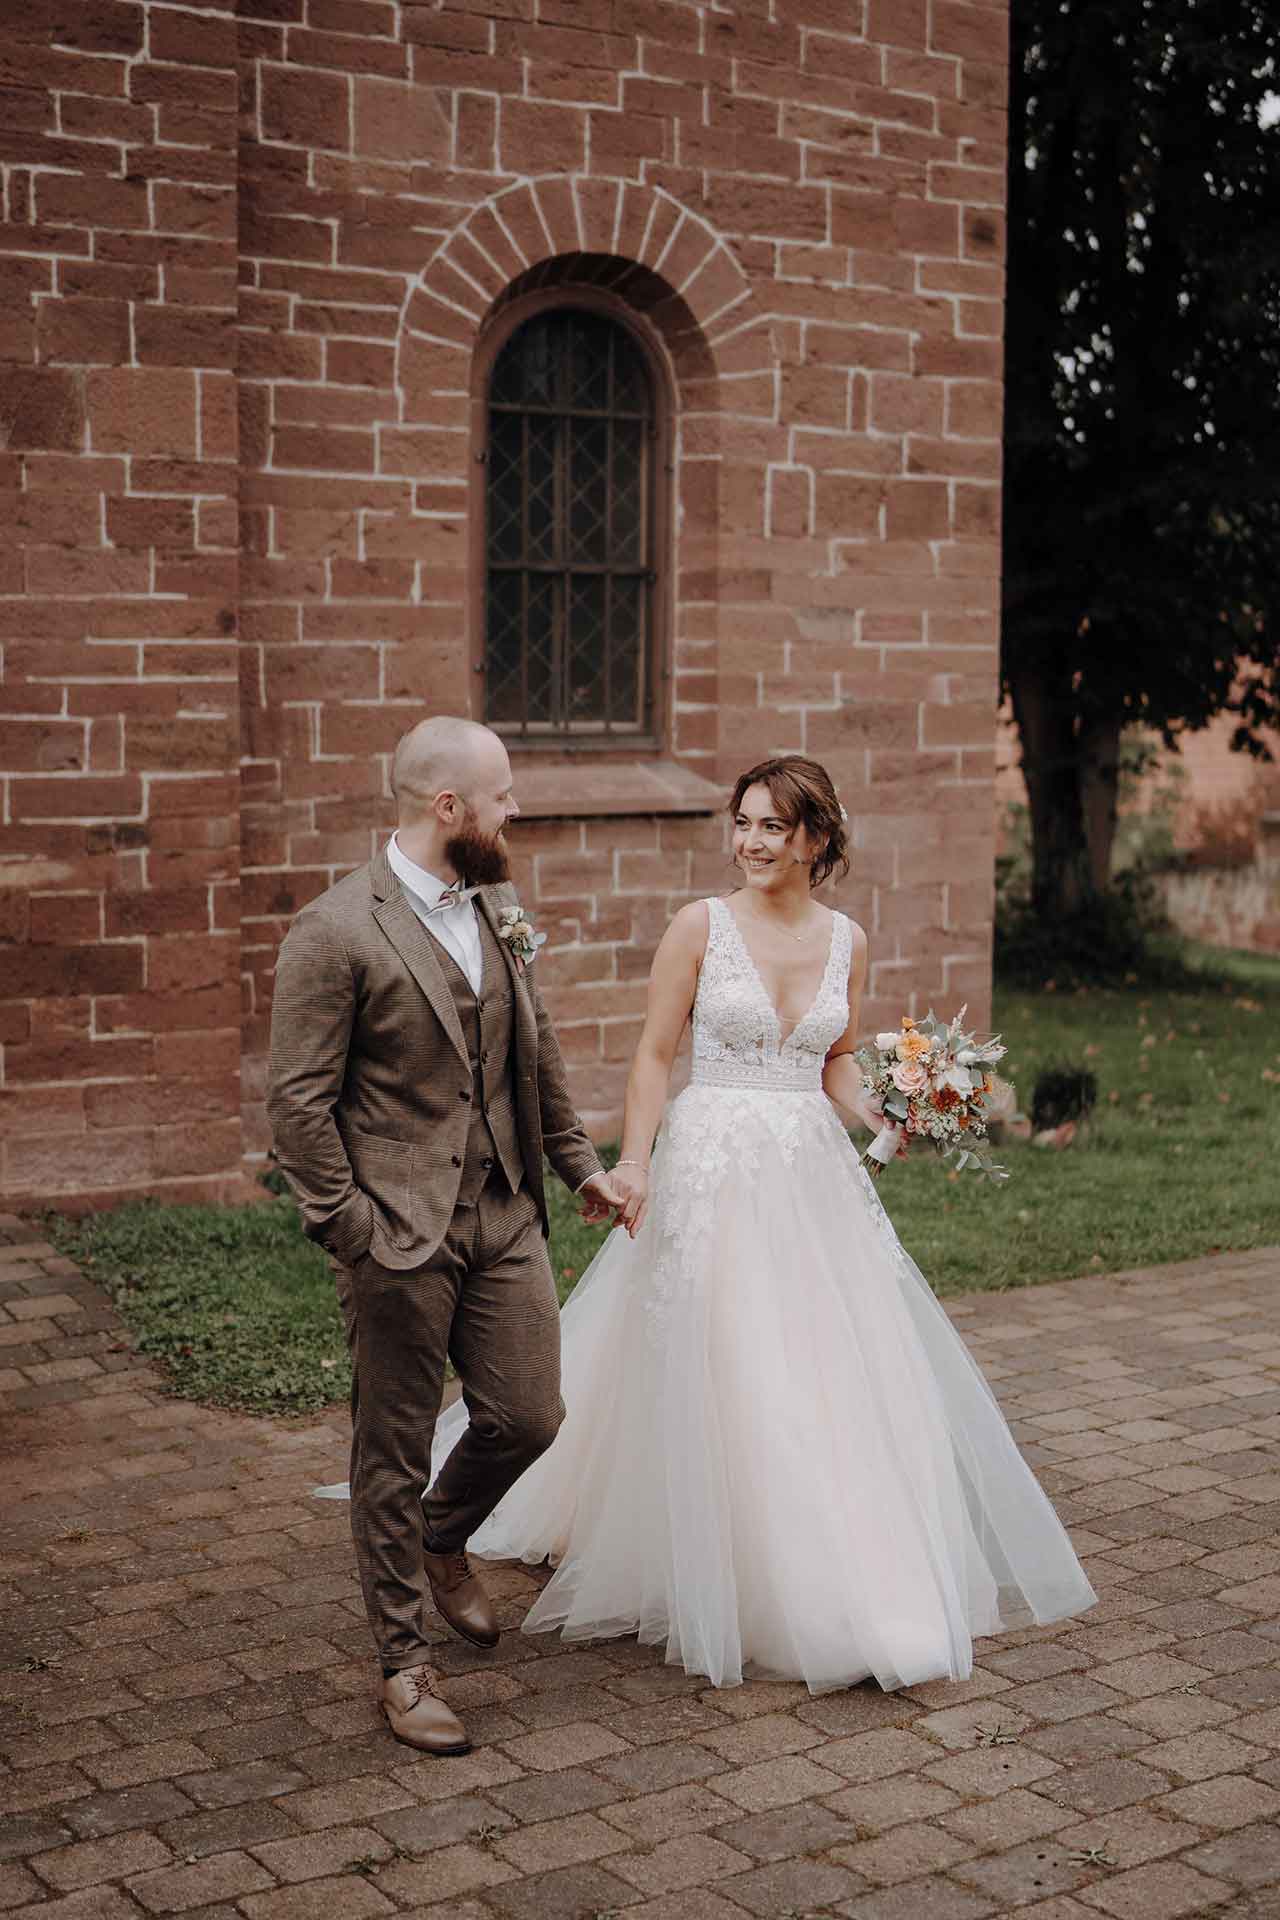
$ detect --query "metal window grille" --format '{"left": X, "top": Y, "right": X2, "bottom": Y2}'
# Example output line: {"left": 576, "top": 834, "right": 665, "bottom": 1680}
{"left": 484, "top": 309, "right": 656, "bottom": 742}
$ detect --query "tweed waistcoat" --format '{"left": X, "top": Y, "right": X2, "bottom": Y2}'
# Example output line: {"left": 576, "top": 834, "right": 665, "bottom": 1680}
{"left": 429, "top": 910, "right": 522, "bottom": 1203}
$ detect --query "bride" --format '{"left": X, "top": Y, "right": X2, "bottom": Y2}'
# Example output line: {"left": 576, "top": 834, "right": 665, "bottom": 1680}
{"left": 326, "top": 755, "right": 1096, "bottom": 1694}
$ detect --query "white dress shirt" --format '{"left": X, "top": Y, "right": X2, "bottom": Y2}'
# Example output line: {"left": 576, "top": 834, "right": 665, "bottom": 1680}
{"left": 386, "top": 835, "right": 484, "bottom": 995}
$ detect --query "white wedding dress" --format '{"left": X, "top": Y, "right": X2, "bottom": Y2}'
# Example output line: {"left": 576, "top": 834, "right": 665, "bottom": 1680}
{"left": 320, "top": 897, "right": 1096, "bottom": 1693}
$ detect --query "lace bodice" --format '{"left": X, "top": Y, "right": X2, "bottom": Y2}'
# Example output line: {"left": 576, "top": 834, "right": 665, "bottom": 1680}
{"left": 691, "top": 896, "right": 853, "bottom": 1092}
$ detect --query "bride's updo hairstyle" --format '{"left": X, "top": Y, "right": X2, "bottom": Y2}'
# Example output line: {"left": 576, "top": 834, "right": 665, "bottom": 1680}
{"left": 730, "top": 756, "right": 851, "bottom": 890}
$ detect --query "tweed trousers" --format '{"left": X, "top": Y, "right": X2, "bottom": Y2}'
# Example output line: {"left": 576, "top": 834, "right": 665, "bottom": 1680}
{"left": 335, "top": 1172, "right": 564, "bottom": 1671}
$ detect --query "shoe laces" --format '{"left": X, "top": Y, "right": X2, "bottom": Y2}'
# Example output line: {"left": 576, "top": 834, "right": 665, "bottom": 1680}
{"left": 404, "top": 1664, "right": 441, "bottom": 1704}
{"left": 448, "top": 1551, "right": 473, "bottom": 1582}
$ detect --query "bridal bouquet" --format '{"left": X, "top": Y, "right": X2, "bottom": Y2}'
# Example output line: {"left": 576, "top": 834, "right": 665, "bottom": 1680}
{"left": 856, "top": 1008, "right": 1010, "bottom": 1184}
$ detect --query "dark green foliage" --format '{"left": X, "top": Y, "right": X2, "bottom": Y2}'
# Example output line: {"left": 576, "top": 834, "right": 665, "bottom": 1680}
{"left": 1004, "top": 0, "right": 1280, "bottom": 915}
{"left": 1031, "top": 1064, "right": 1099, "bottom": 1131}
{"left": 994, "top": 877, "right": 1194, "bottom": 989}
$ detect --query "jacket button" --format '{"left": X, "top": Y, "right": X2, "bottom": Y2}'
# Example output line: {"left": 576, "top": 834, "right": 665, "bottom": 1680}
{"left": 481, "top": 1156, "right": 493, "bottom": 1170}
{"left": 481, "top": 1050, "right": 489, "bottom": 1064}
{"left": 451, "top": 1153, "right": 462, "bottom": 1167}
{"left": 459, "top": 1089, "right": 470, "bottom": 1101}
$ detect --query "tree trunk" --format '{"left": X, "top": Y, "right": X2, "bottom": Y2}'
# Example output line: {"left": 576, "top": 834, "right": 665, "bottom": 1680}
{"left": 1079, "top": 712, "right": 1123, "bottom": 894}
{"left": 1007, "top": 658, "right": 1095, "bottom": 919}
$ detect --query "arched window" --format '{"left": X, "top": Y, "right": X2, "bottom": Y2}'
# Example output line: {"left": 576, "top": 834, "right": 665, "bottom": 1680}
{"left": 482, "top": 305, "right": 662, "bottom": 743}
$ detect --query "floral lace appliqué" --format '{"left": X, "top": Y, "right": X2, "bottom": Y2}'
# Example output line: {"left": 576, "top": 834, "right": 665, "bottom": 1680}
{"left": 634, "top": 899, "right": 857, "bottom": 1338}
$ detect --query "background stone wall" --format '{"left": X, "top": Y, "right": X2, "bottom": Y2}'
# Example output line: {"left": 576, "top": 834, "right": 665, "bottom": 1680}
{"left": 1, "top": 0, "right": 1009, "bottom": 1206}
{"left": 0, "top": 0, "right": 242, "bottom": 1209}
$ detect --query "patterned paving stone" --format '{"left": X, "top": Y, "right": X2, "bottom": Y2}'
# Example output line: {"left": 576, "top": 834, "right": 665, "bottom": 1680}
{"left": 609, "top": 1831, "right": 752, "bottom": 1896}
{"left": 841, "top": 1883, "right": 998, "bottom": 1920}
{"left": 1036, "top": 1756, "right": 1173, "bottom": 1820}
{"left": 2, "top": 1224, "right": 1279, "bottom": 1920}
{"left": 936, "top": 1785, "right": 1077, "bottom": 1849}
{"left": 949, "top": 1834, "right": 1098, "bottom": 1907}
{"left": 482, "top": 1860, "right": 640, "bottom": 1918}
{"left": 720, "top": 1854, "right": 870, "bottom": 1914}
{"left": 1158, "top": 1773, "right": 1280, "bottom": 1830}
{"left": 922, "top": 1742, "right": 1061, "bottom": 1798}
{"left": 1074, "top": 1857, "right": 1234, "bottom": 1918}
{"left": 708, "top": 1752, "right": 846, "bottom": 1811}
{"left": 1183, "top": 1820, "right": 1280, "bottom": 1889}
{"left": 714, "top": 1798, "right": 863, "bottom": 1859}
{"left": 29, "top": 1828, "right": 174, "bottom": 1893}
{"left": 832, "top": 1819, "right": 977, "bottom": 1886}
{"left": 822, "top": 1773, "right": 962, "bottom": 1833}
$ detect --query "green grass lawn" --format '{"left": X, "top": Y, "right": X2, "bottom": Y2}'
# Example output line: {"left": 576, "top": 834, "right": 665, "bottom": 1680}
{"left": 46, "top": 949, "right": 1280, "bottom": 1416}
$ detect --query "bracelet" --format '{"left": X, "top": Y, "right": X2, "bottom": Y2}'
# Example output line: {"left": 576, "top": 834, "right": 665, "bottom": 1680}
{"left": 615, "top": 1158, "right": 649, "bottom": 1174}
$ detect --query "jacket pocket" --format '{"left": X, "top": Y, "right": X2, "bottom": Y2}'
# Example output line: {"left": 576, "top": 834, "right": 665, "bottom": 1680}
{"left": 346, "top": 1129, "right": 414, "bottom": 1249}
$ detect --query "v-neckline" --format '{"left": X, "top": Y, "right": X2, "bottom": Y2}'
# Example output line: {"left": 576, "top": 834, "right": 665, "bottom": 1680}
{"left": 721, "top": 898, "right": 837, "bottom": 1048}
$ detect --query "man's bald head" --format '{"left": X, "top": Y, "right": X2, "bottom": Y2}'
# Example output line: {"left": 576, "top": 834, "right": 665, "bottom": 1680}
{"left": 389, "top": 716, "right": 517, "bottom": 884}
{"left": 391, "top": 716, "right": 502, "bottom": 821}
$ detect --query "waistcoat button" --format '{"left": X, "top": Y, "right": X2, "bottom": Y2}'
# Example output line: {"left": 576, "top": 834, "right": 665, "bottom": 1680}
{"left": 451, "top": 1153, "right": 462, "bottom": 1167}
{"left": 459, "top": 1088, "right": 470, "bottom": 1101}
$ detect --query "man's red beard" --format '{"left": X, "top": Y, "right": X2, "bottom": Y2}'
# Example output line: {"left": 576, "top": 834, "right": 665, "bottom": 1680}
{"left": 445, "top": 813, "right": 511, "bottom": 886}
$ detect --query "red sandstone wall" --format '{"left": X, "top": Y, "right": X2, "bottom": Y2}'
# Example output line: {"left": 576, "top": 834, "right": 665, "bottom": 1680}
{"left": 0, "top": 1, "right": 242, "bottom": 1209}
{"left": 2, "top": 0, "right": 1009, "bottom": 1203}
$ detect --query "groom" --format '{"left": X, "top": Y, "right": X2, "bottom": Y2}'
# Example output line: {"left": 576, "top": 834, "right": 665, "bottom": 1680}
{"left": 267, "top": 716, "right": 622, "bottom": 1754}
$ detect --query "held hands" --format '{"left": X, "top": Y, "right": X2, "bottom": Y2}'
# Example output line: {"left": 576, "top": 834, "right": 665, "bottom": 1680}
{"left": 579, "top": 1164, "right": 649, "bottom": 1239}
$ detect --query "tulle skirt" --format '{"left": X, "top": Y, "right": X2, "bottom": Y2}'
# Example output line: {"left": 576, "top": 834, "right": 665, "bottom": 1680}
{"left": 412, "top": 1083, "right": 1096, "bottom": 1694}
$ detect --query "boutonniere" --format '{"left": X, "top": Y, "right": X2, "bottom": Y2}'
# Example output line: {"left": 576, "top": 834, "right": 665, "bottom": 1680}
{"left": 496, "top": 903, "right": 547, "bottom": 974}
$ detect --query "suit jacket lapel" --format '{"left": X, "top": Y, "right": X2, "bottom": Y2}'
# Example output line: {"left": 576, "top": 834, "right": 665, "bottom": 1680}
{"left": 372, "top": 868, "right": 470, "bottom": 1070}
{"left": 477, "top": 889, "right": 538, "bottom": 1068}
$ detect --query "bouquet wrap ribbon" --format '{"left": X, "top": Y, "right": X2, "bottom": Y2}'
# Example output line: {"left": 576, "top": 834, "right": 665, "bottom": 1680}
{"left": 865, "top": 1122, "right": 903, "bottom": 1167}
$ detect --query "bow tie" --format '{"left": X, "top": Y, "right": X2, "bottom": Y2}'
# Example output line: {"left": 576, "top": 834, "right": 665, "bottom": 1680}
{"left": 425, "top": 884, "right": 478, "bottom": 916}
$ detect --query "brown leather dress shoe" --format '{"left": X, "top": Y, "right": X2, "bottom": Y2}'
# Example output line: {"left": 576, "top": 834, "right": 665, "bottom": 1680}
{"left": 423, "top": 1546, "right": 500, "bottom": 1648}
{"left": 380, "top": 1663, "right": 470, "bottom": 1755}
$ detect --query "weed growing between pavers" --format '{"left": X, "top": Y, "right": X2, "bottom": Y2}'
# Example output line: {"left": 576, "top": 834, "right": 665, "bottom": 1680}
{"left": 42, "top": 959, "right": 1280, "bottom": 1415}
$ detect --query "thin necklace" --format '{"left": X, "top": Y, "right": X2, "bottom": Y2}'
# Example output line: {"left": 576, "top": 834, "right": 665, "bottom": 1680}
{"left": 742, "top": 898, "right": 820, "bottom": 944}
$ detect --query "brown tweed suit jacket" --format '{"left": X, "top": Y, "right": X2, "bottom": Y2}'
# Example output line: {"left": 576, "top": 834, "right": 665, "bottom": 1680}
{"left": 266, "top": 851, "right": 602, "bottom": 1271}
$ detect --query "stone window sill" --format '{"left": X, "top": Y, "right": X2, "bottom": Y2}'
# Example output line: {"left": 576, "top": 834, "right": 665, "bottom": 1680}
{"left": 511, "top": 758, "right": 723, "bottom": 820}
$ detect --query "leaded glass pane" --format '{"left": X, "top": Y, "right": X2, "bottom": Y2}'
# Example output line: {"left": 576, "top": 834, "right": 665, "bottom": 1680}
{"left": 609, "top": 419, "right": 644, "bottom": 566}
{"left": 524, "top": 318, "right": 557, "bottom": 407}
{"left": 567, "top": 313, "right": 611, "bottom": 411}
{"left": 608, "top": 576, "right": 643, "bottom": 724}
{"left": 485, "top": 571, "right": 524, "bottom": 724}
{"left": 485, "top": 306, "right": 656, "bottom": 738}
{"left": 565, "top": 574, "right": 606, "bottom": 723}
{"left": 526, "top": 414, "right": 558, "bottom": 565}
{"left": 489, "top": 337, "right": 525, "bottom": 407}
{"left": 567, "top": 416, "right": 610, "bottom": 564}
{"left": 611, "top": 331, "right": 648, "bottom": 414}
{"left": 525, "top": 573, "right": 557, "bottom": 725}
{"left": 487, "top": 413, "right": 524, "bottom": 565}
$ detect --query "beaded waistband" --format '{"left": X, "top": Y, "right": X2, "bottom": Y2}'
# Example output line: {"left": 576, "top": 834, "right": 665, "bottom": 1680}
{"left": 690, "top": 1057, "right": 824, "bottom": 1093}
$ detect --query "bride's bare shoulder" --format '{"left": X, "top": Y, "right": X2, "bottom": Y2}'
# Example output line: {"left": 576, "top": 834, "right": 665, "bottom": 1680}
{"left": 667, "top": 897, "right": 713, "bottom": 946}
{"left": 657, "top": 897, "right": 723, "bottom": 971}
{"left": 840, "top": 913, "right": 869, "bottom": 968}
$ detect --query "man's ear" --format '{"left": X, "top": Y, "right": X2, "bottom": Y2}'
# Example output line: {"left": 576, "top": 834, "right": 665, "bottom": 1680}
{"left": 434, "top": 788, "right": 461, "bottom": 826}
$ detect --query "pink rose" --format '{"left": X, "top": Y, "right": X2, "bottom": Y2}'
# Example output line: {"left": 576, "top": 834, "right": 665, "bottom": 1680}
{"left": 891, "top": 1060, "right": 929, "bottom": 1095}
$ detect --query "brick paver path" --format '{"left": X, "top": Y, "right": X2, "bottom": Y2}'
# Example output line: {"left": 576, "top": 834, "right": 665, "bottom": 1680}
{"left": 3, "top": 1217, "right": 1279, "bottom": 1920}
